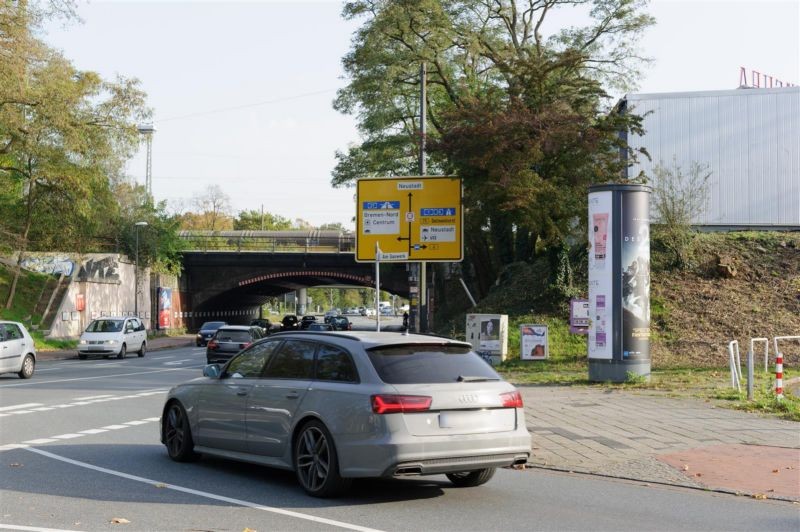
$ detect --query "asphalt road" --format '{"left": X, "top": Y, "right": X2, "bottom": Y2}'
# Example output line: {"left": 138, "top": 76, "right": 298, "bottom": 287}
{"left": 1, "top": 345, "right": 798, "bottom": 532}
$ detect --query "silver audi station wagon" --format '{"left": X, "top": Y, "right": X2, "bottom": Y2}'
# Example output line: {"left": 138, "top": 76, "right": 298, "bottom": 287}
{"left": 160, "top": 331, "right": 531, "bottom": 497}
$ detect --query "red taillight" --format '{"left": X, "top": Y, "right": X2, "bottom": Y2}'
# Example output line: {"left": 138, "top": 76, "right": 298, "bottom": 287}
{"left": 208, "top": 340, "right": 218, "bottom": 350}
{"left": 371, "top": 394, "right": 432, "bottom": 414}
{"left": 239, "top": 342, "right": 251, "bottom": 349}
{"left": 500, "top": 391, "right": 523, "bottom": 408}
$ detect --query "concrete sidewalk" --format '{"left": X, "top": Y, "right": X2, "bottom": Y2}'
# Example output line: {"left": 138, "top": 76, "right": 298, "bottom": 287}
{"left": 36, "top": 334, "right": 195, "bottom": 361}
{"left": 520, "top": 386, "right": 800, "bottom": 501}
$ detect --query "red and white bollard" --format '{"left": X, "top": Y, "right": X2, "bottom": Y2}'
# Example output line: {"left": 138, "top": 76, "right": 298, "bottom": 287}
{"left": 775, "top": 352, "right": 784, "bottom": 401}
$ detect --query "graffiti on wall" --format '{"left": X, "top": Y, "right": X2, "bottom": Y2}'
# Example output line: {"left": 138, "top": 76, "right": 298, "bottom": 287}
{"left": 20, "top": 255, "right": 75, "bottom": 276}
{"left": 77, "top": 256, "right": 120, "bottom": 282}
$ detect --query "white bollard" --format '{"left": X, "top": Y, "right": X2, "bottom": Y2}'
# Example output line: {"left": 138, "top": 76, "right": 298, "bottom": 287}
{"left": 775, "top": 351, "right": 784, "bottom": 401}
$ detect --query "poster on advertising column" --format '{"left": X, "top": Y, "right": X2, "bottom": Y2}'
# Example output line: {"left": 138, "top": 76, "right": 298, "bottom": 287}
{"left": 621, "top": 193, "right": 651, "bottom": 360}
{"left": 157, "top": 287, "right": 172, "bottom": 329}
{"left": 587, "top": 191, "right": 612, "bottom": 360}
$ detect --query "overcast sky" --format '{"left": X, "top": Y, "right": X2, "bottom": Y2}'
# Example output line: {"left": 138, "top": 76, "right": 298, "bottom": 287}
{"left": 42, "top": 0, "right": 800, "bottom": 229}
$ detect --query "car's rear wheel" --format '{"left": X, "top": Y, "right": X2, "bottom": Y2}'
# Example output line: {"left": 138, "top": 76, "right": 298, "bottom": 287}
{"left": 294, "top": 420, "right": 351, "bottom": 497}
{"left": 78, "top": 354, "right": 87, "bottom": 360}
{"left": 18, "top": 354, "right": 34, "bottom": 379}
{"left": 138, "top": 342, "right": 146, "bottom": 357}
{"left": 117, "top": 343, "right": 126, "bottom": 359}
{"left": 446, "top": 468, "right": 496, "bottom": 487}
{"left": 164, "top": 402, "right": 199, "bottom": 462}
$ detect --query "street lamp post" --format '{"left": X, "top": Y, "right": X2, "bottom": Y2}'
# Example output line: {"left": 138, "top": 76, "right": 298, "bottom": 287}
{"left": 134, "top": 222, "right": 148, "bottom": 317}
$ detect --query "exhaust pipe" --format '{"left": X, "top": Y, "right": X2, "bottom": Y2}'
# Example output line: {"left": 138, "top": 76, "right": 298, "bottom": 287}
{"left": 394, "top": 466, "right": 422, "bottom": 476}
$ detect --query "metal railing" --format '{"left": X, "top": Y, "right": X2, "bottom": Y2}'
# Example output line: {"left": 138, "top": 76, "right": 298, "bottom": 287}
{"left": 178, "top": 230, "right": 355, "bottom": 253}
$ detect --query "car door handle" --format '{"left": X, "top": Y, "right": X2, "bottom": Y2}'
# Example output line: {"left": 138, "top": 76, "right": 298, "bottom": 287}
{"left": 285, "top": 391, "right": 300, "bottom": 399}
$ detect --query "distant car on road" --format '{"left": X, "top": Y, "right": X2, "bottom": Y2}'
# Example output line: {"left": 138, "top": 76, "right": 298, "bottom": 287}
{"left": 78, "top": 317, "right": 147, "bottom": 360}
{"left": 307, "top": 322, "right": 334, "bottom": 331}
{"left": 160, "top": 331, "right": 531, "bottom": 497}
{"left": 0, "top": 321, "right": 36, "bottom": 379}
{"left": 330, "top": 316, "right": 352, "bottom": 331}
{"left": 249, "top": 319, "right": 273, "bottom": 335}
{"left": 323, "top": 310, "right": 340, "bottom": 323}
{"left": 206, "top": 325, "right": 263, "bottom": 364}
{"left": 196, "top": 321, "right": 227, "bottom": 347}
{"left": 299, "top": 315, "right": 317, "bottom": 330}
{"left": 281, "top": 315, "right": 299, "bottom": 331}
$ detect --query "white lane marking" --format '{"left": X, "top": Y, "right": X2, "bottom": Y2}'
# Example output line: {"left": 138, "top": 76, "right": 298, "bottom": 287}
{"left": 24, "top": 447, "right": 384, "bottom": 532}
{"left": 0, "top": 403, "right": 42, "bottom": 412}
{"left": 101, "top": 425, "right": 129, "bottom": 430}
{"left": 0, "top": 367, "right": 193, "bottom": 387}
{"left": 123, "top": 420, "right": 149, "bottom": 426}
{"left": 0, "top": 390, "right": 168, "bottom": 420}
{"left": 23, "top": 438, "right": 57, "bottom": 445}
{"left": 52, "top": 434, "right": 83, "bottom": 440}
{"left": 143, "top": 417, "right": 159, "bottom": 422}
{"left": 79, "top": 429, "right": 108, "bottom": 435}
{"left": 150, "top": 356, "right": 171, "bottom": 360}
{"left": 0, "top": 522, "right": 85, "bottom": 531}
{"left": 0, "top": 444, "right": 29, "bottom": 451}
{"left": 74, "top": 394, "right": 114, "bottom": 401}
{"left": 164, "top": 359, "right": 191, "bottom": 366}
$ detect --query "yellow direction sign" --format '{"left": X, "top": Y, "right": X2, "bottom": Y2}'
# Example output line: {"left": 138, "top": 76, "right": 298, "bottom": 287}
{"left": 356, "top": 176, "right": 463, "bottom": 262}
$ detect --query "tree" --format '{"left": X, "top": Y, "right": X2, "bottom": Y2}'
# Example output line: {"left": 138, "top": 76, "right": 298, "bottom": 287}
{"left": 181, "top": 185, "right": 234, "bottom": 231}
{"left": 650, "top": 159, "right": 711, "bottom": 269}
{"left": 334, "top": 0, "right": 653, "bottom": 297}
{"left": 234, "top": 209, "right": 293, "bottom": 231}
{"left": 0, "top": 1, "right": 151, "bottom": 308}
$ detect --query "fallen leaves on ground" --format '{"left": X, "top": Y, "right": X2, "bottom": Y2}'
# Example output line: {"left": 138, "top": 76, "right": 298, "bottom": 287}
{"left": 752, "top": 493, "right": 768, "bottom": 500}
{"left": 110, "top": 518, "right": 130, "bottom": 524}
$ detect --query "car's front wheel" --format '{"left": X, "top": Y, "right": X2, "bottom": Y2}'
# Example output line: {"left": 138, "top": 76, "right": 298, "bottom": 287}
{"left": 446, "top": 468, "right": 496, "bottom": 487}
{"left": 117, "top": 343, "right": 126, "bottom": 359}
{"left": 294, "top": 420, "right": 351, "bottom": 497}
{"left": 18, "top": 354, "right": 34, "bottom": 379}
{"left": 164, "top": 402, "right": 199, "bottom": 462}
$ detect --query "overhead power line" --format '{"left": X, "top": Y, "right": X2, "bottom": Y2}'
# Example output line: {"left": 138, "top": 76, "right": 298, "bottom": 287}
{"left": 155, "top": 88, "right": 338, "bottom": 123}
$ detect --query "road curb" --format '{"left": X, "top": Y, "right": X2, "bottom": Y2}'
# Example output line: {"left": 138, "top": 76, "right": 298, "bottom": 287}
{"left": 36, "top": 340, "right": 194, "bottom": 362}
{"left": 525, "top": 463, "right": 800, "bottom": 503}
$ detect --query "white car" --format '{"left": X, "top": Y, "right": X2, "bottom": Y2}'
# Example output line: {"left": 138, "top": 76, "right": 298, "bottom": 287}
{"left": 78, "top": 317, "right": 147, "bottom": 360}
{"left": 0, "top": 321, "right": 36, "bottom": 379}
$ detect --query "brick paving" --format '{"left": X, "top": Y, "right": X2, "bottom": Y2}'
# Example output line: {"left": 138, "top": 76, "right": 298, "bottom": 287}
{"left": 520, "top": 386, "right": 800, "bottom": 499}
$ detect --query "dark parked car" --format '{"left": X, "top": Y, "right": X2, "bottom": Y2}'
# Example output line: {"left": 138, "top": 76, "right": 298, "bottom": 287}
{"left": 281, "top": 315, "right": 299, "bottom": 331}
{"left": 206, "top": 325, "right": 263, "bottom": 364}
{"left": 323, "top": 310, "right": 339, "bottom": 323}
{"left": 307, "top": 322, "right": 333, "bottom": 331}
{"left": 195, "top": 321, "right": 227, "bottom": 347}
{"left": 299, "top": 315, "right": 317, "bottom": 330}
{"left": 161, "top": 331, "right": 531, "bottom": 498}
{"left": 330, "top": 316, "right": 351, "bottom": 331}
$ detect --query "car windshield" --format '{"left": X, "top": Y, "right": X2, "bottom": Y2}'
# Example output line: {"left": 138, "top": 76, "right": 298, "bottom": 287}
{"left": 366, "top": 344, "right": 500, "bottom": 384}
{"left": 86, "top": 320, "right": 124, "bottom": 333}
{"left": 201, "top": 322, "right": 226, "bottom": 330}
{"left": 215, "top": 330, "right": 252, "bottom": 342}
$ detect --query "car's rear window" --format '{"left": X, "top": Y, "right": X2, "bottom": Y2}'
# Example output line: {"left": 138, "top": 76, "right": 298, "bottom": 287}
{"left": 201, "top": 321, "right": 226, "bottom": 330}
{"left": 216, "top": 330, "right": 252, "bottom": 342}
{"left": 366, "top": 344, "right": 500, "bottom": 384}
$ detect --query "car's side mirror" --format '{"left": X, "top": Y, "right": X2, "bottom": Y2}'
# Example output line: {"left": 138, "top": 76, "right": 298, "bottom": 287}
{"left": 203, "top": 364, "right": 222, "bottom": 378}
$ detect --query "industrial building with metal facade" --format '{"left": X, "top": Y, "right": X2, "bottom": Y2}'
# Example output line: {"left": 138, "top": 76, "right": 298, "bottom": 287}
{"left": 619, "top": 86, "right": 799, "bottom": 229}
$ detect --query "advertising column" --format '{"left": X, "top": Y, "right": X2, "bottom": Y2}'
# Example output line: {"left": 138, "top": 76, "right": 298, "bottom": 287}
{"left": 587, "top": 184, "right": 651, "bottom": 382}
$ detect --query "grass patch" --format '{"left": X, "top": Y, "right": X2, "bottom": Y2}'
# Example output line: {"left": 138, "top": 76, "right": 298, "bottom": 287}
{"left": 0, "top": 264, "right": 77, "bottom": 351}
{"left": 496, "top": 358, "right": 799, "bottom": 421}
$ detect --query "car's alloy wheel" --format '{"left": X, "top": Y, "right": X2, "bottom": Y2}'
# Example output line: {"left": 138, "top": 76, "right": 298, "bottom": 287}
{"left": 117, "top": 343, "right": 126, "bottom": 359}
{"left": 446, "top": 468, "right": 497, "bottom": 487}
{"left": 294, "top": 421, "right": 350, "bottom": 497}
{"left": 138, "top": 342, "right": 146, "bottom": 357}
{"left": 164, "top": 402, "right": 199, "bottom": 462}
{"left": 18, "top": 354, "right": 34, "bottom": 379}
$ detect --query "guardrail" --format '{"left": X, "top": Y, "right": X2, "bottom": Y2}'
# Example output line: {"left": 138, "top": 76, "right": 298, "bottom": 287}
{"left": 178, "top": 230, "right": 355, "bottom": 253}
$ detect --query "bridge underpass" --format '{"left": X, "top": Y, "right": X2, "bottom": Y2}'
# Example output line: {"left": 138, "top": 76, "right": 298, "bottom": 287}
{"left": 181, "top": 247, "right": 409, "bottom": 329}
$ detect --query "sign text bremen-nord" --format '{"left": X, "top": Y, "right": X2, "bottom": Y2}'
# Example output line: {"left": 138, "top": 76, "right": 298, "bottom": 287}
{"left": 356, "top": 176, "right": 463, "bottom": 262}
